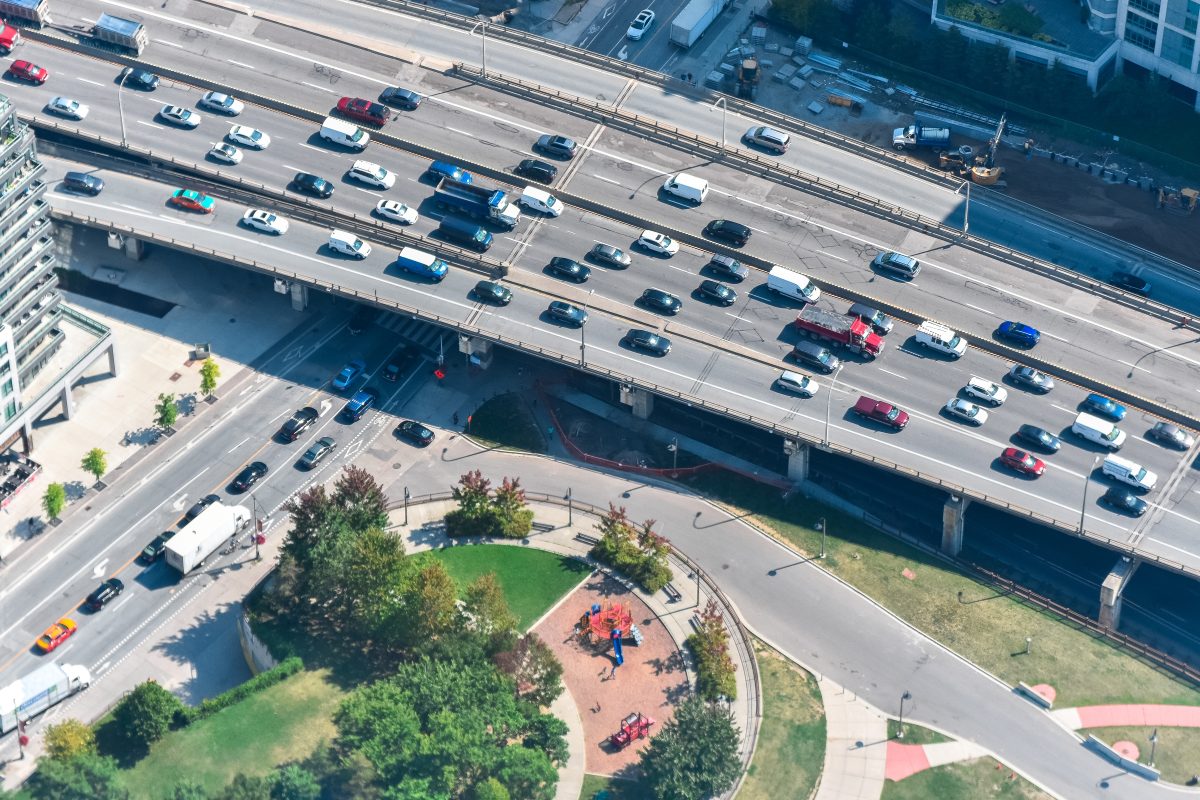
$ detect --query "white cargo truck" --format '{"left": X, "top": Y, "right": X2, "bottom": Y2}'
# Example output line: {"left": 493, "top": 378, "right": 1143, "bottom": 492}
{"left": 319, "top": 116, "right": 369, "bottom": 150}
{"left": 669, "top": 0, "right": 732, "bottom": 47}
{"left": 164, "top": 502, "right": 251, "bottom": 574}
{"left": 0, "top": 663, "right": 91, "bottom": 734}
{"left": 766, "top": 265, "right": 822, "bottom": 304}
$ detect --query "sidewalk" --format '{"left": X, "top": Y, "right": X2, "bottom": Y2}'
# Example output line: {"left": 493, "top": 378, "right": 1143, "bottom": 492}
{"left": 814, "top": 677, "right": 889, "bottom": 800}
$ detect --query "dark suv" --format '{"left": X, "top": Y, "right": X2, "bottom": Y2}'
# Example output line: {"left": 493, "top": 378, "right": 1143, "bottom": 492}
{"left": 703, "top": 219, "right": 751, "bottom": 247}
{"left": 707, "top": 255, "right": 749, "bottom": 283}
{"left": 473, "top": 281, "right": 512, "bottom": 305}
{"left": 515, "top": 159, "right": 558, "bottom": 183}
{"left": 639, "top": 288, "right": 682, "bottom": 315}
{"left": 534, "top": 134, "right": 577, "bottom": 159}
{"left": 292, "top": 173, "right": 334, "bottom": 198}
{"left": 279, "top": 407, "right": 319, "bottom": 441}
{"left": 791, "top": 341, "right": 840, "bottom": 374}
{"left": 63, "top": 172, "right": 104, "bottom": 196}
{"left": 85, "top": 578, "right": 124, "bottom": 611}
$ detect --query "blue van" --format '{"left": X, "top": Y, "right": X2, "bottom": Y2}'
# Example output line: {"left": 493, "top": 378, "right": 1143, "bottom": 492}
{"left": 438, "top": 216, "right": 492, "bottom": 252}
{"left": 396, "top": 247, "right": 449, "bottom": 281}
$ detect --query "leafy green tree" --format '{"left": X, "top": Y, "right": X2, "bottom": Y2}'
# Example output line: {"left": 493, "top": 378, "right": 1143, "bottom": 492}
{"left": 521, "top": 713, "right": 569, "bottom": 765}
{"left": 446, "top": 470, "right": 495, "bottom": 537}
{"left": 493, "top": 634, "right": 564, "bottom": 707}
{"left": 154, "top": 393, "right": 179, "bottom": 430}
{"left": 685, "top": 601, "right": 738, "bottom": 701}
{"left": 112, "top": 680, "right": 183, "bottom": 752}
{"left": 212, "top": 775, "right": 271, "bottom": 800}
{"left": 168, "top": 780, "right": 210, "bottom": 800}
{"left": 42, "top": 482, "right": 66, "bottom": 520}
{"left": 339, "top": 526, "right": 414, "bottom": 642}
{"left": 492, "top": 477, "right": 533, "bottom": 539}
{"left": 26, "top": 753, "right": 129, "bottom": 800}
{"left": 590, "top": 505, "right": 673, "bottom": 592}
{"left": 333, "top": 465, "right": 388, "bottom": 533}
{"left": 464, "top": 572, "right": 517, "bottom": 649}
{"left": 199, "top": 357, "right": 221, "bottom": 397}
{"left": 470, "top": 778, "right": 510, "bottom": 800}
{"left": 639, "top": 697, "right": 742, "bottom": 800}
{"left": 270, "top": 765, "right": 320, "bottom": 800}
{"left": 80, "top": 448, "right": 107, "bottom": 482}
{"left": 43, "top": 719, "right": 96, "bottom": 761}
{"left": 409, "top": 560, "right": 461, "bottom": 643}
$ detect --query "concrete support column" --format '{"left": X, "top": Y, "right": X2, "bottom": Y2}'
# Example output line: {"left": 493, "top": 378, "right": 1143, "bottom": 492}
{"left": 59, "top": 383, "right": 75, "bottom": 420}
{"left": 457, "top": 335, "right": 493, "bottom": 370}
{"left": 19, "top": 419, "right": 32, "bottom": 454}
{"left": 123, "top": 236, "right": 145, "bottom": 261}
{"left": 288, "top": 282, "right": 308, "bottom": 312}
{"left": 941, "top": 495, "right": 971, "bottom": 556}
{"left": 106, "top": 340, "right": 119, "bottom": 378}
{"left": 784, "top": 439, "right": 809, "bottom": 481}
{"left": 1099, "top": 556, "right": 1140, "bottom": 630}
{"left": 618, "top": 385, "right": 654, "bottom": 419}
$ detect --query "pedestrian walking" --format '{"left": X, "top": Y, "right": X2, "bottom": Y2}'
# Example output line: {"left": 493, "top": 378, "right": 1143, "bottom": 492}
{"left": 452, "top": 412, "right": 459, "bottom": 426}
{"left": 610, "top": 663, "right": 619, "bottom": 680}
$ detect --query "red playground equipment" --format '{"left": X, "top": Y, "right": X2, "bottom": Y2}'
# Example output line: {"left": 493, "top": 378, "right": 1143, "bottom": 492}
{"left": 577, "top": 602, "right": 634, "bottom": 644}
{"left": 610, "top": 712, "right": 655, "bottom": 749}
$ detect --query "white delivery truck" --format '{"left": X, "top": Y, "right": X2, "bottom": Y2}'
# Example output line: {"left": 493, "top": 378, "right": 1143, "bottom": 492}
{"left": 767, "top": 265, "right": 822, "bottom": 304}
{"left": 164, "top": 502, "right": 252, "bottom": 574}
{"left": 319, "top": 116, "right": 369, "bottom": 150}
{"left": 0, "top": 663, "right": 91, "bottom": 734}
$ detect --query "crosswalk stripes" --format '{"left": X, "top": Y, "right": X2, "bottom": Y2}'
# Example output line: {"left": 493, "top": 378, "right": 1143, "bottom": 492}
{"left": 375, "top": 312, "right": 452, "bottom": 358}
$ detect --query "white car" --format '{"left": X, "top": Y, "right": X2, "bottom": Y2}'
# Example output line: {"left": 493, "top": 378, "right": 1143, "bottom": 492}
{"left": 776, "top": 370, "right": 818, "bottom": 397}
{"left": 227, "top": 125, "right": 270, "bottom": 149}
{"left": 944, "top": 398, "right": 989, "bottom": 427}
{"left": 47, "top": 96, "right": 88, "bottom": 120}
{"left": 518, "top": 186, "right": 562, "bottom": 216}
{"left": 159, "top": 105, "right": 201, "bottom": 128}
{"left": 242, "top": 209, "right": 289, "bottom": 235}
{"left": 208, "top": 142, "right": 243, "bottom": 164}
{"left": 962, "top": 376, "right": 1007, "bottom": 406}
{"left": 348, "top": 160, "right": 395, "bottom": 189}
{"left": 638, "top": 230, "right": 679, "bottom": 256}
{"left": 328, "top": 229, "right": 372, "bottom": 259}
{"left": 627, "top": 9, "right": 655, "bottom": 40}
{"left": 199, "top": 91, "right": 244, "bottom": 116}
{"left": 375, "top": 199, "right": 418, "bottom": 224}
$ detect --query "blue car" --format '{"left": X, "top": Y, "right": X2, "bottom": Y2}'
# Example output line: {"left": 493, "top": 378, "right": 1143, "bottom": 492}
{"left": 1082, "top": 393, "right": 1126, "bottom": 421}
{"left": 341, "top": 389, "right": 378, "bottom": 422}
{"left": 996, "top": 321, "right": 1040, "bottom": 347}
{"left": 427, "top": 161, "right": 472, "bottom": 184}
{"left": 331, "top": 359, "right": 366, "bottom": 392}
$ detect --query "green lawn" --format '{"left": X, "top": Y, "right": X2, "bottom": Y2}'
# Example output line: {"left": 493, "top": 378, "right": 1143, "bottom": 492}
{"left": 1080, "top": 726, "right": 1200, "bottom": 784}
{"left": 428, "top": 544, "right": 592, "bottom": 629}
{"left": 579, "top": 773, "right": 651, "bottom": 800}
{"left": 117, "top": 669, "right": 344, "bottom": 798}
{"left": 683, "top": 472, "right": 1200, "bottom": 709}
{"left": 889, "top": 720, "right": 952, "bottom": 745}
{"left": 881, "top": 759, "right": 1052, "bottom": 800}
{"left": 739, "top": 640, "right": 825, "bottom": 800}
{"left": 466, "top": 392, "right": 547, "bottom": 453}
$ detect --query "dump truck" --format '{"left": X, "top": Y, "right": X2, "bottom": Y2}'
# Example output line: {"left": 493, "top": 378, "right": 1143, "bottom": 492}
{"left": 432, "top": 177, "right": 521, "bottom": 229}
{"left": 892, "top": 125, "right": 951, "bottom": 151}
{"left": 0, "top": 663, "right": 91, "bottom": 734}
{"left": 164, "top": 501, "right": 251, "bottom": 574}
{"left": 669, "top": 0, "right": 731, "bottom": 47}
{"left": 794, "top": 306, "right": 884, "bottom": 359}
{"left": 0, "top": 0, "right": 49, "bottom": 26}
{"left": 93, "top": 13, "right": 149, "bottom": 55}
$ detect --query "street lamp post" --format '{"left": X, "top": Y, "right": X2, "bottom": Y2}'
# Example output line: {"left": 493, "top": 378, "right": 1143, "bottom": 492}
{"left": 668, "top": 437, "right": 678, "bottom": 476}
{"left": 117, "top": 68, "right": 132, "bottom": 147}
{"left": 404, "top": 486, "right": 411, "bottom": 526}
{"left": 1149, "top": 728, "right": 1158, "bottom": 767}
{"left": 816, "top": 516, "right": 826, "bottom": 559}
{"left": 470, "top": 21, "right": 488, "bottom": 76}
{"left": 566, "top": 487, "right": 573, "bottom": 527}
{"left": 711, "top": 98, "right": 728, "bottom": 152}
{"left": 823, "top": 364, "right": 843, "bottom": 448}
{"left": 1080, "top": 455, "right": 1101, "bottom": 534}
{"left": 958, "top": 179, "right": 971, "bottom": 236}
{"left": 580, "top": 289, "right": 594, "bottom": 366}
{"left": 897, "top": 691, "right": 912, "bottom": 738}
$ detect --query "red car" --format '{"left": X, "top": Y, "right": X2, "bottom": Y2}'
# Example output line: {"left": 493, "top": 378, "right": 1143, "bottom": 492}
{"left": 168, "top": 189, "right": 216, "bottom": 213}
{"left": 1000, "top": 447, "right": 1045, "bottom": 476}
{"left": 852, "top": 396, "right": 909, "bottom": 430}
{"left": 336, "top": 97, "right": 389, "bottom": 126}
{"left": 9, "top": 59, "right": 48, "bottom": 84}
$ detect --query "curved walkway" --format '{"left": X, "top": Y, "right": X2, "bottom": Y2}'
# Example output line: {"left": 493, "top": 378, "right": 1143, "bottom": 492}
{"left": 1053, "top": 705, "right": 1200, "bottom": 730}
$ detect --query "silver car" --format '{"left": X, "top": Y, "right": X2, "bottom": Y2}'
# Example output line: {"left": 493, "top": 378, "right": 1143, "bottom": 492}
{"left": 300, "top": 436, "right": 336, "bottom": 469}
{"left": 199, "top": 92, "right": 244, "bottom": 115}
{"left": 944, "top": 398, "right": 989, "bottom": 427}
{"left": 743, "top": 125, "right": 789, "bottom": 154}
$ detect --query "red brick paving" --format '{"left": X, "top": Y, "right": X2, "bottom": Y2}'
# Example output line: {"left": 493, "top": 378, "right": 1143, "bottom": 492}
{"left": 533, "top": 573, "right": 690, "bottom": 778}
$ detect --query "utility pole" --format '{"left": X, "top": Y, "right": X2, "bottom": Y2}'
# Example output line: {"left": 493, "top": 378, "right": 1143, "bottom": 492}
{"left": 404, "top": 486, "right": 411, "bottom": 526}
{"left": 897, "top": 691, "right": 912, "bottom": 738}
{"left": 1080, "top": 455, "right": 1101, "bottom": 533}
{"left": 566, "top": 487, "right": 573, "bottom": 526}
{"left": 816, "top": 517, "right": 826, "bottom": 559}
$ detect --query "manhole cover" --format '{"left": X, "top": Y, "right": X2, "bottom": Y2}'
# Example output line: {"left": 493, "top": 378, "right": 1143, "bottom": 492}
{"left": 169, "top": 372, "right": 182, "bottom": 382}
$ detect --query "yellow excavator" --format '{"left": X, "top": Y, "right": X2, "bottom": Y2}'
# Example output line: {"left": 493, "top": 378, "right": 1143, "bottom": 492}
{"left": 1156, "top": 186, "right": 1198, "bottom": 214}
{"left": 938, "top": 113, "right": 1007, "bottom": 186}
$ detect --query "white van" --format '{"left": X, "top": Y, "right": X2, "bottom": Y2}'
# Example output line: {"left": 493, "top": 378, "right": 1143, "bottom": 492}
{"left": 319, "top": 116, "right": 369, "bottom": 150}
{"left": 1073, "top": 412, "right": 1126, "bottom": 450}
{"left": 1102, "top": 455, "right": 1157, "bottom": 491}
{"left": 519, "top": 186, "right": 562, "bottom": 216}
{"left": 767, "top": 265, "right": 821, "bottom": 304}
{"left": 662, "top": 172, "right": 709, "bottom": 204}
{"left": 328, "top": 229, "right": 372, "bottom": 259}
{"left": 915, "top": 321, "right": 966, "bottom": 359}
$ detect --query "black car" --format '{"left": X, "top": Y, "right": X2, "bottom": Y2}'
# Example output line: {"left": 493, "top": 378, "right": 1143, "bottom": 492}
{"left": 120, "top": 67, "right": 159, "bottom": 90}
{"left": 624, "top": 329, "right": 671, "bottom": 356}
{"left": 396, "top": 420, "right": 435, "bottom": 446}
{"left": 547, "top": 257, "right": 591, "bottom": 283}
{"left": 547, "top": 301, "right": 588, "bottom": 326}
{"left": 300, "top": 436, "right": 336, "bottom": 470}
{"left": 639, "top": 288, "right": 682, "bottom": 315}
{"left": 232, "top": 461, "right": 269, "bottom": 492}
{"left": 139, "top": 531, "right": 176, "bottom": 564}
{"left": 184, "top": 493, "right": 222, "bottom": 522}
{"left": 473, "top": 280, "right": 512, "bottom": 305}
{"left": 63, "top": 172, "right": 104, "bottom": 196}
{"left": 515, "top": 158, "right": 558, "bottom": 184}
{"left": 697, "top": 280, "right": 737, "bottom": 306}
{"left": 280, "top": 407, "right": 320, "bottom": 442}
{"left": 707, "top": 255, "right": 749, "bottom": 283}
{"left": 1110, "top": 271, "right": 1151, "bottom": 297}
{"left": 1147, "top": 421, "right": 1195, "bottom": 450}
{"left": 292, "top": 172, "right": 334, "bottom": 198}
{"left": 383, "top": 347, "right": 415, "bottom": 382}
{"left": 534, "top": 134, "right": 577, "bottom": 159}
{"left": 379, "top": 86, "right": 422, "bottom": 110}
{"left": 85, "top": 578, "right": 124, "bottom": 611}
{"left": 1015, "top": 424, "right": 1061, "bottom": 453}
{"left": 589, "top": 243, "right": 631, "bottom": 269}
{"left": 703, "top": 219, "right": 752, "bottom": 247}
{"left": 341, "top": 389, "right": 378, "bottom": 422}
{"left": 348, "top": 305, "right": 376, "bottom": 335}
{"left": 1102, "top": 486, "right": 1148, "bottom": 517}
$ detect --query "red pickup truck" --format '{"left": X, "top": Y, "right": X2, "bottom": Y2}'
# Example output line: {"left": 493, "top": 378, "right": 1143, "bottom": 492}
{"left": 853, "top": 396, "right": 909, "bottom": 430}
{"left": 336, "top": 97, "right": 390, "bottom": 126}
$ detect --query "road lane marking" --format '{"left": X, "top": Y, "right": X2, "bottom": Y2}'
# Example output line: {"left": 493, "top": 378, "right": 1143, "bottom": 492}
{"left": 876, "top": 368, "right": 908, "bottom": 380}
{"left": 300, "top": 80, "right": 339, "bottom": 93}
{"left": 154, "top": 39, "right": 182, "bottom": 48}
{"left": 76, "top": 77, "right": 104, "bottom": 86}
{"left": 1118, "top": 359, "right": 1152, "bottom": 374}
{"left": 962, "top": 302, "right": 995, "bottom": 316}
{"left": 227, "top": 436, "right": 250, "bottom": 453}
{"left": 228, "top": 60, "right": 253, "bottom": 69}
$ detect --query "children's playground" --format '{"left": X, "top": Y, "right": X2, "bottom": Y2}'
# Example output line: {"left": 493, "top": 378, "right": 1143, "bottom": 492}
{"left": 533, "top": 573, "right": 690, "bottom": 776}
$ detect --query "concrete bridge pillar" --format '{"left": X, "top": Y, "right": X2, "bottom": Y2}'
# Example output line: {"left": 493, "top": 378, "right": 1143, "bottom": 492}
{"left": 457, "top": 335, "right": 494, "bottom": 370}
{"left": 783, "top": 439, "right": 809, "bottom": 481}
{"left": 941, "top": 495, "right": 971, "bottom": 556}
{"left": 1099, "top": 556, "right": 1140, "bottom": 630}
{"left": 123, "top": 236, "right": 145, "bottom": 261}
{"left": 618, "top": 384, "right": 654, "bottom": 420}
{"left": 288, "top": 282, "right": 308, "bottom": 312}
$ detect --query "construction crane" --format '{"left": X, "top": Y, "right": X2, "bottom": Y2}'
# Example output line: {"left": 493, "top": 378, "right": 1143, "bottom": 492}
{"left": 937, "top": 113, "right": 1007, "bottom": 186}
